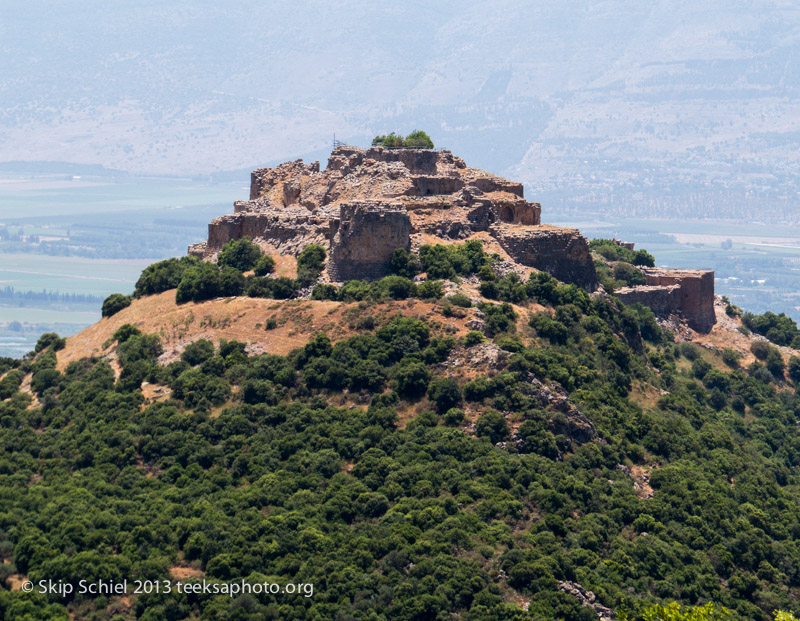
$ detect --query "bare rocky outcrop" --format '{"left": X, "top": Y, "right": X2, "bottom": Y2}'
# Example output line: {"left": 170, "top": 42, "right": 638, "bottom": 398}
{"left": 558, "top": 581, "right": 615, "bottom": 621}
{"left": 522, "top": 373, "right": 600, "bottom": 445}
{"left": 189, "top": 145, "right": 599, "bottom": 289}
{"left": 616, "top": 268, "right": 715, "bottom": 332}
{"left": 616, "top": 464, "right": 654, "bottom": 499}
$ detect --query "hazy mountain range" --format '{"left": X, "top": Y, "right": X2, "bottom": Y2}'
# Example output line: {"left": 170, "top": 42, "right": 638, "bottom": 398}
{"left": 3, "top": 0, "right": 800, "bottom": 220}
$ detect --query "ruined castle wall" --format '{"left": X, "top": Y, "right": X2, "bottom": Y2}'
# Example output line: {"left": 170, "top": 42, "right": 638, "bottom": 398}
{"left": 205, "top": 209, "right": 332, "bottom": 256}
{"left": 208, "top": 215, "right": 246, "bottom": 249}
{"left": 470, "top": 178, "right": 524, "bottom": 197}
{"left": 641, "top": 268, "right": 716, "bottom": 332}
{"left": 364, "top": 147, "right": 464, "bottom": 175}
{"left": 412, "top": 175, "right": 465, "bottom": 196}
{"left": 615, "top": 285, "right": 680, "bottom": 316}
{"left": 493, "top": 200, "right": 541, "bottom": 226}
{"left": 328, "top": 201, "right": 411, "bottom": 282}
{"left": 233, "top": 200, "right": 258, "bottom": 214}
{"left": 326, "top": 147, "right": 364, "bottom": 174}
{"left": 250, "top": 160, "right": 320, "bottom": 200}
{"left": 490, "top": 224, "right": 598, "bottom": 291}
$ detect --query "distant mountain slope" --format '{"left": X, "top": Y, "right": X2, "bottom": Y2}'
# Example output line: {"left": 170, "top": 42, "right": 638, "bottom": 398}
{"left": 3, "top": 1, "right": 800, "bottom": 219}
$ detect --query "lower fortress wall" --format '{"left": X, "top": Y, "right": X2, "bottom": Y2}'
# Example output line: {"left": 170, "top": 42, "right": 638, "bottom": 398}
{"left": 616, "top": 269, "right": 716, "bottom": 332}
{"left": 491, "top": 224, "right": 598, "bottom": 291}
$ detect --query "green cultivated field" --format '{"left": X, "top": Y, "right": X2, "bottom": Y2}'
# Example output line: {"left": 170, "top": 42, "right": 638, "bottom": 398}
{"left": 0, "top": 254, "right": 149, "bottom": 296}
{"left": 0, "top": 172, "right": 243, "bottom": 218}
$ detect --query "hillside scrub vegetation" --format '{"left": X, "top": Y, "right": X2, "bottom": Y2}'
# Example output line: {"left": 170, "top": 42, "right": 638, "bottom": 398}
{"left": 589, "top": 238, "right": 656, "bottom": 268}
{"left": 8, "top": 241, "right": 800, "bottom": 619}
{"left": 217, "top": 237, "right": 263, "bottom": 272}
{"left": 742, "top": 311, "right": 800, "bottom": 348}
{"left": 100, "top": 293, "right": 132, "bottom": 318}
{"left": 589, "top": 238, "right": 657, "bottom": 292}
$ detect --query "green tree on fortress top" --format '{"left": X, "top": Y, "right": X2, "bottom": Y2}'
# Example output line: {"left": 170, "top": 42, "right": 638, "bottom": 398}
{"left": 372, "top": 129, "right": 434, "bottom": 149}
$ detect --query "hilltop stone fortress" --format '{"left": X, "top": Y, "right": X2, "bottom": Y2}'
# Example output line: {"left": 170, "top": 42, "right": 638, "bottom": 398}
{"left": 189, "top": 145, "right": 716, "bottom": 331}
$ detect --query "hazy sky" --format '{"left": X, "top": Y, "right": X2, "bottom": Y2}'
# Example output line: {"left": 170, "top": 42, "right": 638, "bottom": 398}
{"left": 2, "top": 0, "right": 800, "bottom": 217}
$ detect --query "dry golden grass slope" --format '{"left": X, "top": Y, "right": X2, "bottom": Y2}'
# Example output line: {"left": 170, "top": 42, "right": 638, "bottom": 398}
{"left": 56, "top": 290, "right": 478, "bottom": 371}
{"left": 55, "top": 286, "right": 798, "bottom": 385}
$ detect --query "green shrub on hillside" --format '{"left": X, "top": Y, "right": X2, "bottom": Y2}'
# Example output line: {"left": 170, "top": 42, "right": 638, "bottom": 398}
{"left": 428, "top": 377, "right": 462, "bottom": 413}
{"left": 253, "top": 253, "right": 276, "bottom": 275}
{"left": 403, "top": 129, "right": 435, "bottom": 149}
{"left": 176, "top": 263, "right": 245, "bottom": 303}
{"left": 613, "top": 262, "right": 647, "bottom": 286}
{"left": 296, "top": 244, "right": 327, "bottom": 286}
{"left": 112, "top": 323, "right": 141, "bottom": 343}
{"left": 101, "top": 293, "right": 132, "bottom": 317}
{"left": 34, "top": 332, "right": 66, "bottom": 353}
{"left": 479, "top": 302, "right": 517, "bottom": 336}
{"left": 590, "top": 239, "right": 655, "bottom": 267}
{"left": 134, "top": 255, "right": 200, "bottom": 297}
{"left": 371, "top": 131, "right": 405, "bottom": 147}
{"left": 270, "top": 276, "right": 299, "bottom": 299}
{"left": 419, "top": 240, "right": 489, "bottom": 280}
{"left": 217, "top": 237, "right": 263, "bottom": 272}
{"left": 742, "top": 310, "right": 800, "bottom": 347}
{"left": 389, "top": 247, "right": 421, "bottom": 278}
{"left": 751, "top": 340, "right": 773, "bottom": 361}
{"left": 476, "top": 409, "right": 510, "bottom": 444}
{"left": 181, "top": 339, "right": 215, "bottom": 366}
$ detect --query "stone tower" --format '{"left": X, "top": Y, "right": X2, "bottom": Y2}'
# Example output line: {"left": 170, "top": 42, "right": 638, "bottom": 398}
{"left": 327, "top": 201, "right": 412, "bottom": 282}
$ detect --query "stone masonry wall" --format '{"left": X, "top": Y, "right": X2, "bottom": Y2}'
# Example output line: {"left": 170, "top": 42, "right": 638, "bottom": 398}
{"left": 411, "top": 175, "right": 465, "bottom": 196}
{"left": 204, "top": 208, "right": 333, "bottom": 256}
{"left": 615, "top": 285, "right": 680, "bottom": 316}
{"left": 327, "top": 201, "right": 412, "bottom": 282}
{"left": 490, "top": 224, "right": 598, "bottom": 291}
{"left": 364, "top": 147, "right": 465, "bottom": 175}
{"left": 615, "top": 269, "right": 716, "bottom": 332}
{"left": 641, "top": 268, "right": 716, "bottom": 332}
{"left": 250, "top": 160, "right": 320, "bottom": 200}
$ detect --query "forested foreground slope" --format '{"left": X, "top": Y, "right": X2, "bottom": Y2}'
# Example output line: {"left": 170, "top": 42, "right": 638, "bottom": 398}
{"left": 3, "top": 242, "right": 800, "bottom": 620}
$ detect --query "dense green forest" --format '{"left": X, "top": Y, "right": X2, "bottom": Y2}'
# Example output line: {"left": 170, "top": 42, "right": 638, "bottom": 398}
{"left": 4, "top": 240, "right": 800, "bottom": 620}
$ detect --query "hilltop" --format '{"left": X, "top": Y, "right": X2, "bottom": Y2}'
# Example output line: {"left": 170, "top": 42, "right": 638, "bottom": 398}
{"left": 5, "top": 145, "right": 800, "bottom": 621}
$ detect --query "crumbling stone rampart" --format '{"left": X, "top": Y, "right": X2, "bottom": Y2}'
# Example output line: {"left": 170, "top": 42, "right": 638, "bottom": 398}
{"left": 411, "top": 175, "right": 464, "bottom": 197}
{"left": 643, "top": 268, "right": 716, "bottom": 332}
{"left": 615, "top": 285, "right": 680, "bottom": 316}
{"left": 250, "top": 159, "right": 320, "bottom": 201}
{"left": 491, "top": 224, "right": 598, "bottom": 291}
